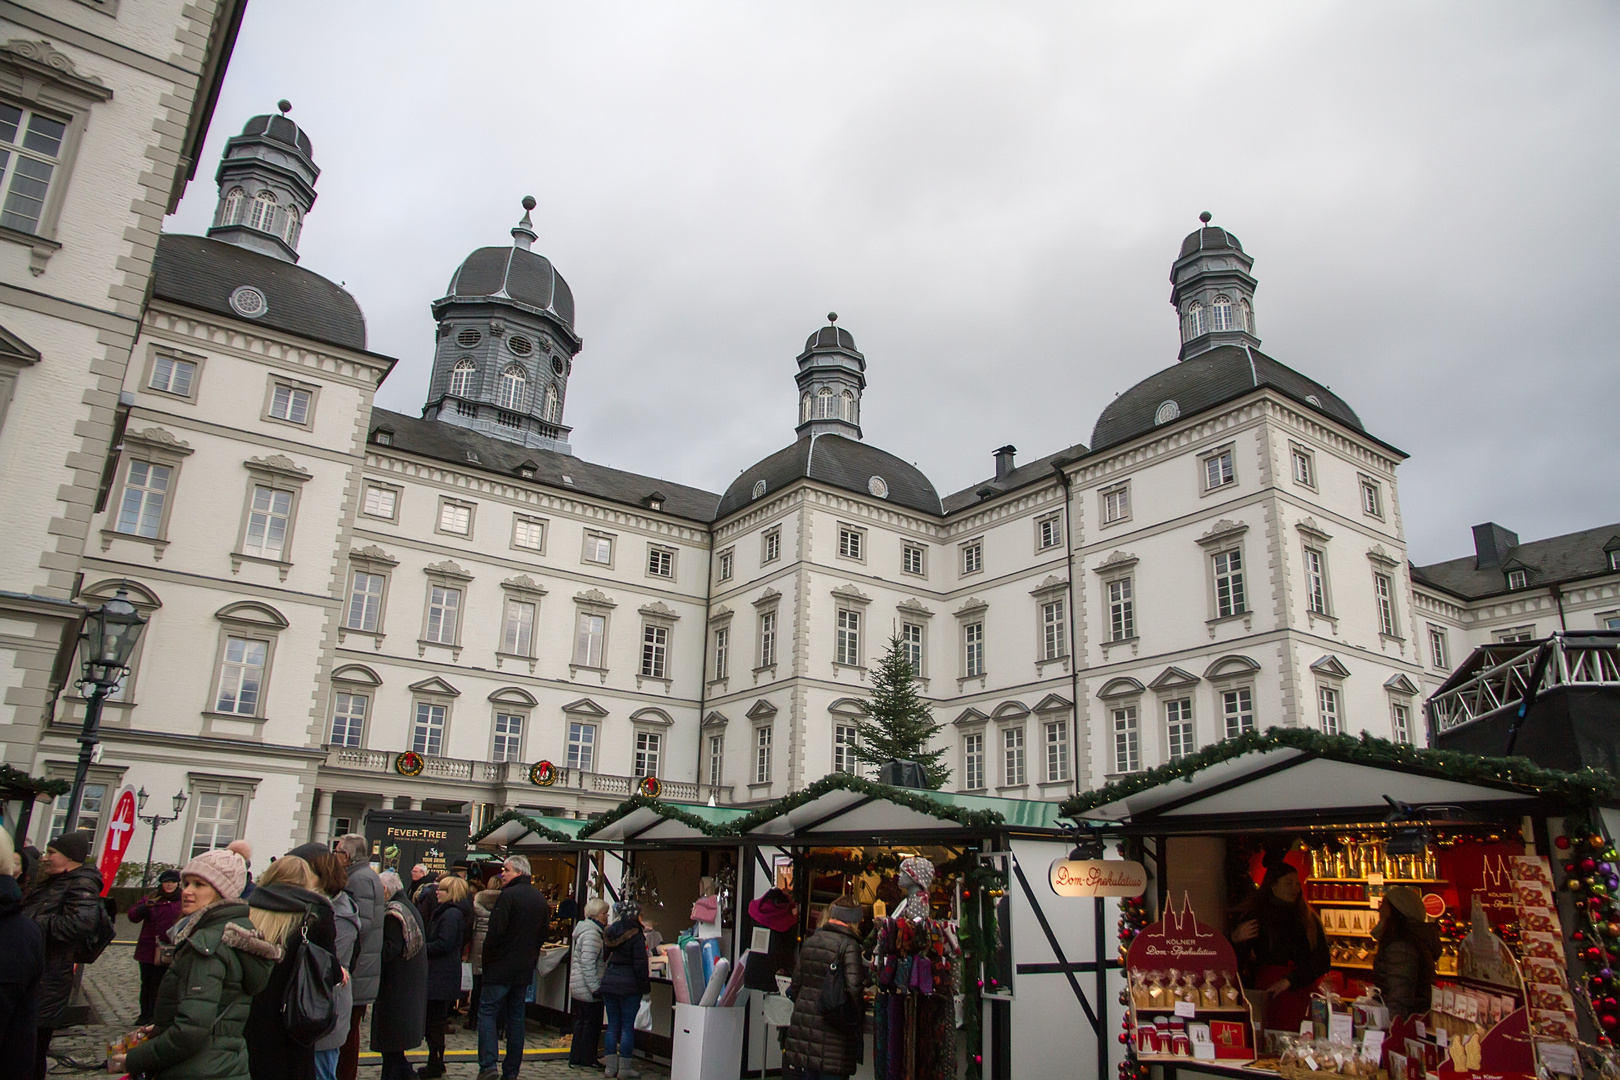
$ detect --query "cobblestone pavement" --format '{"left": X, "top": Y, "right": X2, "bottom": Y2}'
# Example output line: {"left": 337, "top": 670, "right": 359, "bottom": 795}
{"left": 50, "top": 918, "right": 671, "bottom": 1079}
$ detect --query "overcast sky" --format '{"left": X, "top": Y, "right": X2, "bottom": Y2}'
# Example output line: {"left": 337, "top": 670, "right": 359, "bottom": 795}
{"left": 169, "top": 2, "right": 1620, "bottom": 564}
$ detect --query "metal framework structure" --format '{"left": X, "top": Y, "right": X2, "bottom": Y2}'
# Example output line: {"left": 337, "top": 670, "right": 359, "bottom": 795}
{"left": 1427, "top": 632, "right": 1620, "bottom": 736}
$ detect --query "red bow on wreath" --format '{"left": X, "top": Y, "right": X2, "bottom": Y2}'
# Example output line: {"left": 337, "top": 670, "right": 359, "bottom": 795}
{"left": 638, "top": 776, "right": 662, "bottom": 798}
{"left": 395, "top": 751, "right": 425, "bottom": 777}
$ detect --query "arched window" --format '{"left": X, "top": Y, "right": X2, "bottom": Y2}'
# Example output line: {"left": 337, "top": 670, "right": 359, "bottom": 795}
{"left": 801, "top": 393, "right": 812, "bottom": 423}
{"left": 842, "top": 390, "right": 856, "bottom": 422}
{"left": 1184, "top": 301, "right": 1205, "bottom": 340}
{"left": 1212, "top": 295, "right": 1233, "bottom": 331}
{"left": 817, "top": 388, "right": 835, "bottom": 419}
{"left": 1239, "top": 299, "right": 1252, "bottom": 333}
{"left": 543, "top": 385, "right": 559, "bottom": 421}
{"left": 449, "top": 359, "right": 476, "bottom": 397}
{"left": 220, "top": 188, "right": 244, "bottom": 226}
{"left": 281, "top": 205, "right": 301, "bottom": 247}
{"left": 245, "top": 191, "right": 276, "bottom": 232}
{"left": 497, "top": 365, "right": 527, "bottom": 410}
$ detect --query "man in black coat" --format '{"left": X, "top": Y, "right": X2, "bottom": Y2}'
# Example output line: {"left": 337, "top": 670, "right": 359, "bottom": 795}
{"left": 0, "top": 871, "right": 45, "bottom": 1071}
{"left": 475, "top": 856, "right": 550, "bottom": 1080}
{"left": 21, "top": 831, "right": 104, "bottom": 1080}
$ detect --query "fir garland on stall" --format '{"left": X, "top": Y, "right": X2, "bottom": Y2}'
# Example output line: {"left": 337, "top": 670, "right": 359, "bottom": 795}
{"left": 719, "top": 771, "right": 1005, "bottom": 836}
{"left": 1557, "top": 817, "right": 1620, "bottom": 1046}
{"left": 1115, "top": 837, "right": 1152, "bottom": 1080}
{"left": 958, "top": 859, "right": 1006, "bottom": 1080}
{"left": 466, "top": 807, "right": 577, "bottom": 847}
{"left": 576, "top": 793, "right": 731, "bottom": 838}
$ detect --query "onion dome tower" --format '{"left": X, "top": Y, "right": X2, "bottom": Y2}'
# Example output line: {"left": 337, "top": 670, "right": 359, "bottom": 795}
{"left": 1170, "top": 211, "right": 1261, "bottom": 360}
{"left": 423, "top": 197, "right": 582, "bottom": 453}
{"left": 207, "top": 101, "right": 318, "bottom": 263}
{"left": 795, "top": 312, "right": 865, "bottom": 439}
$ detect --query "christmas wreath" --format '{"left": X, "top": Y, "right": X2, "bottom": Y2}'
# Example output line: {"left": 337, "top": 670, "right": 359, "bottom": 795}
{"left": 637, "top": 775, "right": 662, "bottom": 798}
{"left": 529, "top": 760, "right": 556, "bottom": 786}
{"left": 394, "top": 751, "right": 425, "bottom": 777}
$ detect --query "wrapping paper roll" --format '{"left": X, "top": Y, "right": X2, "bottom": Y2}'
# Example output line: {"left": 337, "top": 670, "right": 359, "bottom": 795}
{"left": 683, "top": 939, "right": 706, "bottom": 1004}
{"left": 718, "top": 953, "right": 750, "bottom": 1007}
{"left": 699, "top": 957, "right": 730, "bottom": 1006}
{"left": 668, "top": 945, "right": 691, "bottom": 1004}
{"left": 700, "top": 936, "right": 722, "bottom": 983}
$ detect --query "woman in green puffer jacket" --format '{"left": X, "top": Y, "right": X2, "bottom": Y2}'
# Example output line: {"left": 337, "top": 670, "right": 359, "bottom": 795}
{"left": 115, "top": 848, "right": 281, "bottom": 1080}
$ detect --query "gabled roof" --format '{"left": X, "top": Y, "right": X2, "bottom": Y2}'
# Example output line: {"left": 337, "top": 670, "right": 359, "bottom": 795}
{"left": 578, "top": 797, "right": 749, "bottom": 842}
{"left": 726, "top": 773, "right": 1065, "bottom": 838}
{"left": 471, "top": 809, "right": 587, "bottom": 849}
{"left": 1411, "top": 522, "right": 1620, "bottom": 600}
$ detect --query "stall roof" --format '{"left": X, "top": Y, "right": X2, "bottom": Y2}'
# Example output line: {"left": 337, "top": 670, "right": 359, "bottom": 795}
{"left": 578, "top": 797, "right": 750, "bottom": 842}
{"left": 1062, "top": 728, "right": 1617, "bottom": 832}
{"left": 471, "top": 810, "right": 589, "bottom": 850}
{"left": 729, "top": 773, "right": 1066, "bottom": 840}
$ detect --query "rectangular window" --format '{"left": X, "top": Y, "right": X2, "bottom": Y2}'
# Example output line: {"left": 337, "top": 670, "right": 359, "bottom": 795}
{"left": 964, "top": 732, "right": 985, "bottom": 790}
{"left": 717, "top": 548, "right": 734, "bottom": 582}
{"left": 214, "top": 636, "right": 267, "bottom": 715}
{"left": 635, "top": 731, "right": 661, "bottom": 777}
{"left": 762, "top": 529, "right": 781, "bottom": 563}
{"left": 438, "top": 501, "right": 472, "bottom": 536}
{"left": 412, "top": 701, "right": 446, "bottom": 755}
{"left": 1108, "top": 577, "right": 1135, "bottom": 641}
{"left": 1042, "top": 599, "right": 1067, "bottom": 659}
{"left": 330, "top": 692, "right": 367, "bottom": 748}
{"left": 424, "top": 586, "right": 462, "bottom": 645}
{"left": 1222, "top": 687, "right": 1254, "bottom": 739}
{"left": 1213, "top": 549, "right": 1246, "bottom": 617}
{"left": 1102, "top": 484, "right": 1130, "bottom": 525}
{"left": 512, "top": 516, "right": 544, "bottom": 550}
{"left": 242, "top": 485, "right": 293, "bottom": 560}
{"left": 903, "top": 543, "right": 925, "bottom": 576}
{"left": 346, "top": 571, "right": 385, "bottom": 632}
{"left": 647, "top": 546, "right": 674, "bottom": 578}
{"left": 573, "top": 613, "right": 606, "bottom": 667}
{"left": 1045, "top": 720, "right": 1070, "bottom": 783}
{"left": 51, "top": 782, "right": 105, "bottom": 839}
{"left": 188, "top": 792, "right": 243, "bottom": 858}
{"left": 707, "top": 733, "right": 724, "bottom": 787}
{"left": 1390, "top": 702, "right": 1412, "bottom": 745}
{"left": 1375, "top": 572, "right": 1398, "bottom": 636}
{"left": 713, "top": 627, "right": 729, "bottom": 681}
{"left": 838, "top": 526, "right": 863, "bottom": 560}
{"left": 1113, "top": 706, "right": 1140, "bottom": 773}
{"left": 1496, "top": 626, "right": 1535, "bottom": 643}
{"left": 1428, "top": 625, "right": 1450, "bottom": 669}
{"left": 641, "top": 624, "right": 668, "bottom": 678}
{"left": 901, "top": 622, "right": 924, "bottom": 676}
{"left": 1361, "top": 478, "right": 1382, "bottom": 517}
{"left": 567, "top": 722, "right": 596, "bottom": 772}
{"left": 1204, "top": 449, "right": 1235, "bottom": 491}
{"left": 964, "top": 620, "right": 985, "bottom": 677}
{"left": 833, "top": 725, "right": 858, "bottom": 774}
{"left": 962, "top": 541, "right": 983, "bottom": 575}
{"left": 754, "top": 726, "right": 772, "bottom": 784}
{"left": 584, "top": 533, "right": 613, "bottom": 564}
{"left": 1165, "top": 699, "right": 1194, "bottom": 761}
{"left": 1038, "top": 515, "right": 1062, "bottom": 550}
{"left": 1611, "top": 550, "right": 1620, "bottom": 572}
{"left": 269, "top": 383, "right": 313, "bottom": 425}
{"left": 116, "top": 460, "right": 171, "bottom": 538}
{"left": 1506, "top": 568, "right": 1528, "bottom": 590}
{"left": 149, "top": 354, "right": 197, "bottom": 397}
{"left": 1318, "top": 685, "right": 1342, "bottom": 734}
{"left": 1003, "top": 726, "right": 1026, "bottom": 787}
{"left": 1291, "top": 448, "right": 1315, "bottom": 487}
{"left": 362, "top": 485, "right": 397, "bottom": 519}
{"left": 492, "top": 712, "right": 525, "bottom": 762}
{"left": 835, "top": 609, "right": 861, "bottom": 666}
{"left": 759, "top": 611, "right": 777, "bottom": 667}
{"left": 1304, "top": 548, "right": 1328, "bottom": 615}
{"left": 502, "top": 599, "right": 536, "bottom": 656}
{"left": 0, "top": 103, "right": 66, "bottom": 235}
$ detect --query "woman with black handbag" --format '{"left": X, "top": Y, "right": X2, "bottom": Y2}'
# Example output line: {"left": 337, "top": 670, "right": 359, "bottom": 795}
{"left": 784, "top": 895, "right": 868, "bottom": 1080}
{"left": 245, "top": 855, "right": 338, "bottom": 1080}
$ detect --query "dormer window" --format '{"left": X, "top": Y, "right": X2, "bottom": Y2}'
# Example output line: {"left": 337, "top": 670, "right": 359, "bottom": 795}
{"left": 497, "top": 365, "right": 527, "bottom": 410}
{"left": 371, "top": 426, "right": 394, "bottom": 446}
{"left": 1507, "top": 568, "right": 1528, "bottom": 590}
{"left": 1610, "top": 550, "right": 1620, "bottom": 572}
{"left": 449, "top": 359, "right": 476, "bottom": 397}
{"left": 245, "top": 190, "right": 276, "bottom": 232}
{"left": 1212, "top": 295, "right": 1234, "bottom": 331}
{"left": 220, "top": 187, "right": 244, "bottom": 226}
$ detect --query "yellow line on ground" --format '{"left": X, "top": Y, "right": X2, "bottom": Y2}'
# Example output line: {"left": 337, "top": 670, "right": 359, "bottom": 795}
{"left": 357, "top": 1049, "right": 569, "bottom": 1060}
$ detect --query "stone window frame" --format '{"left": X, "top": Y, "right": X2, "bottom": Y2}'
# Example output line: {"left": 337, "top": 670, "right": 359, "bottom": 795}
{"left": 716, "top": 546, "right": 735, "bottom": 583}
{"left": 101, "top": 427, "right": 194, "bottom": 559}
{"left": 180, "top": 773, "right": 260, "bottom": 862}
{"left": 645, "top": 542, "right": 678, "bottom": 582}
{"left": 1097, "top": 677, "right": 1147, "bottom": 777}
{"left": 994, "top": 705, "right": 1029, "bottom": 791}
{"left": 1198, "top": 442, "right": 1238, "bottom": 496}
{"left": 1367, "top": 546, "right": 1404, "bottom": 642}
{"left": 836, "top": 521, "right": 867, "bottom": 564}
{"left": 140, "top": 345, "right": 206, "bottom": 405}
{"left": 570, "top": 590, "right": 616, "bottom": 679}
{"left": 705, "top": 723, "right": 726, "bottom": 788}
{"left": 956, "top": 712, "right": 989, "bottom": 792}
{"left": 488, "top": 687, "right": 538, "bottom": 764}
{"left": 761, "top": 526, "right": 782, "bottom": 565}
{"left": 1427, "top": 623, "right": 1450, "bottom": 670}
{"left": 631, "top": 708, "right": 674, "bottom": 779}
{"left": 959, "top": 536, "right": 985, "bottom": 578}
{"left": 831, "top": 585, "right": 871, "bottom": 671}
{"left": 435, "top": 495, "right": 477, "bottom": 540}
{"left": 1204, "top": 655, "right": 1261, "bottom": 741}
{"left": 340, "top": 546, "right": 397, "bottom": 646}
{"left": 1295, "top": 518, "right": 1336, "bottom": 628}
{"left": 496, "top": 575, "right": 546, "bottom": 673}
{"left": 636, "top": 602, "right": 680, "bottom": 689}
{"left": 0, "top": 326, "right": 38, "bottom": 434}
{"left": 1032, "top": 695, "right": 1073, "bottom": 787}
{"left": 1310, "top": 654, "right": 1351, "bottom": 735}
{"left": 955, "top": 597, "right": 989, "bottom": 685}
{"left": 1288, "top": 441, "right": 1318, "bottom": 491}
{"left": 36, "top": 761, "right": 127, "bottom": 855}
{"left": 406, "top": 677, "right": 460, "bottom": 758}
{"left": 901, "top": 541, "right": 927, "bottom": 578}
{"left": 1099, "top": 480, "right": 1132, "bottom": 528}
{"left": 1030, "top": 577, "right": 1070, "bottom": 671}
{"left": 418, "top": 560, "right": 474, "bottom": 660}
{"left": 0, "top": 43, "right": 113, "bottom": 273}
{"left": 897, "top": 600, "right": 931, "bottom": 681}
{"left": 1034, "top": 512, "right": 1063, "bottom": 553}
{"left": 1091, "top": 551, "right": 1140, "bottom": 657}
{"left": 260, "top": 373, "right": 321, "bottom": 432}
{"left": 360, "top": 480, "right": 403, "bottom": 524}
{"left": 1197, "top": 519, "right": 1252, "bottom": 630}
{"left": 749, "top": 720, "right": 773, "bottom": 788}
{"left": 510, "top": 512, "right": 547, "bottom": 554}
{"left": 563, "top": 698, "right": 609, "bottom": 772}
{"left": 582, "top": 528, "right": 616, "bottom": 568}
{"left": 230, "top": 455, "right": 311, "bottom": 581}
{"left": 753, "top": 590, "right": 781, "bottom": 675}
{"left": 1384, "top": 674, "right": 1420, "bottom": 746}
{"left": 328, "top": 664, "right": 381, "bottom": 748}
{"left": 203, "top": 601, "right": 288, "bottom": 737}
{"left": 1358, "top": 473, "right": 1385, "bottom": 520}
{"left": 1494, "top": 625, "right": 1536, "bottom": 643}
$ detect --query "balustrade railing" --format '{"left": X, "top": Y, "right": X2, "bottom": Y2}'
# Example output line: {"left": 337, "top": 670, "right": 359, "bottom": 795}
{"left": 321, "top": 747, "right": 733, "bottom": 803}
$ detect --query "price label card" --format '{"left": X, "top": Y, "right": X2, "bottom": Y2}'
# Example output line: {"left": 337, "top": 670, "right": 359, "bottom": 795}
{"left": 1435, "top": 1029, "right": 1449, "bottom": 1048}
{"left": 1300, "top": 1022, "right": 1316, "bottom": 1039}
{"left": 1194, "top": 1043, "right": 1217, "bottom": 1061}
{"left": 1330, "top": 1014, "right": 1355, "bottom": 1046}
{"left": 1363, "top": 1030, "right": 1386, "bottom": 1063}
{"left": 1175, "top": 1000, "right": 1197, "bottom": 1018}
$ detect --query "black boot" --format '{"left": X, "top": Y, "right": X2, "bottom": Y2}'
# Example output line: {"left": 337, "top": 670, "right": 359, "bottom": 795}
{"left": 420, "top": 1040, "right": 446, "bottom": 1078}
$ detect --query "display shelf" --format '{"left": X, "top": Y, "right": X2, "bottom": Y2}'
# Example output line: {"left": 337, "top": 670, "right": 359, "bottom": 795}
{"left": 1134, "top": 1006, "right": 1254, "bottom": 1015}
{"left": 1308, "top": 877, "right": 1449, "bottom": 885}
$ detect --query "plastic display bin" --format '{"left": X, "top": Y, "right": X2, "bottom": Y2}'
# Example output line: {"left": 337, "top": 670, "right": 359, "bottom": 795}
{"left": 670, "top": 1002, "right": 746, "bottom": 1080}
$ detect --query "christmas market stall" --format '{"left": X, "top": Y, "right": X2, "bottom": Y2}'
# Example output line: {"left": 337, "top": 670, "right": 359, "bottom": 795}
{"left": 1060, "top": 728, "right": 1620, "bottom": 1080}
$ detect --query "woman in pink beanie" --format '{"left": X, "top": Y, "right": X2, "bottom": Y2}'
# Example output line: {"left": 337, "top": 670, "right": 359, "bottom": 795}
{"left": 113, "top": 848, "right": 281, "bottom": 1079}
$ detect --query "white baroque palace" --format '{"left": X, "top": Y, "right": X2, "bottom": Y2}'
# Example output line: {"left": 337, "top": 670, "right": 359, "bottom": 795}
{"left": 6, "top": 111, "right": 1617, "bottom": 866}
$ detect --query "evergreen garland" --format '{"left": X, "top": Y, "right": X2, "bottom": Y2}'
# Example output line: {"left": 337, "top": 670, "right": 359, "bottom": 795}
{"left": 1061, "top": 726, "right": 1619, "bottom": 818}
{"left": 718, "top": 771, "right": 1004, "bottom": 837}
{"left": 576, "top": 794, "right": 732, "bottom": 839}
{"left": 850, "top": 634, "right": 951, "bottom": 789}
{"left": 467, "top": 807, "right": 577, "bottom": 846}
{"left": 0, "top": 763, "right": 68, "bottom": 798}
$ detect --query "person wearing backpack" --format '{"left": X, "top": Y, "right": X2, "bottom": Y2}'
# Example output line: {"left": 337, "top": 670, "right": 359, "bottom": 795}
{"left": 245, "top": 855, "right": 339, "bottom": 1080}
{"left": 22, "top": 830, "right": 108, "bottom": 1080}
{"left": 783, "top": 895, "right": 868, "bottom": 1080}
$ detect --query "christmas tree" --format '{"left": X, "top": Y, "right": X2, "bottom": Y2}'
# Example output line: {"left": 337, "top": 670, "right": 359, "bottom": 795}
{"left": 852, "top": 634, "right": 950, "bottom": 789}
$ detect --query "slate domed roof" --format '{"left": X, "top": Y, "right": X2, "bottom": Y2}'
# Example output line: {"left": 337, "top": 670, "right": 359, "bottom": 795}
{"left": 236, "top": 113, "right": 314, "bottom": 163}
{"left": 717, "top": 434, "right": 941, "bottom": 519}
{"left": 804, "top": 324, "right": 860, "bottom": 355}
{"left": 1090, "top": 345, "right": 1365, "bottom": 453}
{"left": 1179, "top": 225, "right": 1244, "bottom": 258}
{"left": 152, "top": 233, "right": 367, "bottom": 352}
{"left": 442, "top": 246, "right": 576, "bottom": 331}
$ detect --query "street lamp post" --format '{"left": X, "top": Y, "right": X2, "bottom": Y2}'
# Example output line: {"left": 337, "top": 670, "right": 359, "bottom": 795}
{"left": 136, "top": 786, "right": 188, "bottom": 887}
{"left": 63, "top": 588, "right": 148, "bottom": 833}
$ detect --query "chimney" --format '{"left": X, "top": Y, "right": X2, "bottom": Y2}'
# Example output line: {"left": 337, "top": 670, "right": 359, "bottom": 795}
{"left": 1472, "top": 522, "right": 1519, "bottom": 569}
{"left": 993, "top": 444, "right": 1017, "bottom": 481}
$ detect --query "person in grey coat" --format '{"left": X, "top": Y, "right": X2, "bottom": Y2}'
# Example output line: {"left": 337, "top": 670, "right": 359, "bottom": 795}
{"left": 372, "top": 872, "right": 427, "bottom": 1080}
{"left": 567, "top": 898, "right": 610, "bottom": 1068}
{"left": 335, "top": 834, "right": 384, "bottom": 1080}
{"left": 289, "top": 842, "right": 360, "bottom": 1080}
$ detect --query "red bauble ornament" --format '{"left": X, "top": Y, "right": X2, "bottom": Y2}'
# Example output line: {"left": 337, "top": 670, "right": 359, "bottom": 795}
{"left": 1557, "top": 836, "right": 1572, "bottom": 849}
{"left": 1603, "top": 1014, "right": 1619, "bottom": 1029}
{"left": 1584, "top": 858, "right": 1600, "bottom": 873}
{"left": 1575, "top": 931, "right": 1588, "bottom": 942}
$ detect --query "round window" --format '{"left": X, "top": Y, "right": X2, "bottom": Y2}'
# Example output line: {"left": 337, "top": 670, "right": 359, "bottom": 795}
{"left": 551, "top": 357, "right": 565, "bottom": 376}
{"left": 1154, "top": 400, "right": 1180, "bottom": 425}
{"left": 457, "top": 327, "right": 482, "bottom": 348}
{"left": 751, "top": 480, "right": 767, "bottom": 501}
{"left": 868, "top": 476, "right": 889, "bottom": 499}
{"left": 509, "top": 335, "right": 533, "bottom": 356}
{"left": 229, "top": 285, "right": 268, "bottom": 318}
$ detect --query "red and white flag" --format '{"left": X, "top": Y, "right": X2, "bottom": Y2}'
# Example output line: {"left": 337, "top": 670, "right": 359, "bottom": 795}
{"left": 98, "top": 785, "right": 137, "bottom": 896}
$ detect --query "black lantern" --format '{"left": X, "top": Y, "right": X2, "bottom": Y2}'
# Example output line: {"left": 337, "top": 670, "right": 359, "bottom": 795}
{"left": 63, "top": 587, "right": 149, "bottom": 833}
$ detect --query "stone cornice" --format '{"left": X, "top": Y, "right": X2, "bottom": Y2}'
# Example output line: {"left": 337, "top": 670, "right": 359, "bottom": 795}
{"left": 752, "top": 588, "right": 782, "bottom": 608}
{"left": 573, "top": 588, "right": 616, "bottom": 609}
{"left": 639, "top": 600, "right": 680, "bottom": 621}
{"left": 830, "top": 583, "right": 872, "bottom": 606}
{"left": 422, "top": 559, "right": 473, "bottom": 583}
{"left": 146, "top": 306, "right": 392, "bottom": 385}
{"left": 896, "top": 597, "right": 934, "bottom": 618}
{"left": 1092, "top": 550, "right": 1139, "bottom": 574}
{"left": 1294, "top": 517, "right": 1333, "bottom": 544}
{"left": 1196, "top": 519, "right": 1249, "bottom": 547}
{"left": 243, "top": 454, "right": 311, "bottom": 483}
{"left": 124, "top": 425, "right": 193, "bottom": 455}
{"left": 954, "top": 597, "right": 988, "bottom": 619}
{"left": 500, "top": 574, "right": 547, "bottom": 596}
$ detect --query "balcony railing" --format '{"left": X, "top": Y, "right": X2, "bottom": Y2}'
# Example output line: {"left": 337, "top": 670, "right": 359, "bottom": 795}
{"left": 322, "top": 746, "right": 733, "bottom": 804}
